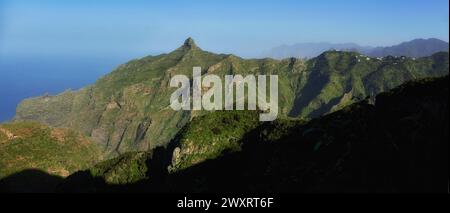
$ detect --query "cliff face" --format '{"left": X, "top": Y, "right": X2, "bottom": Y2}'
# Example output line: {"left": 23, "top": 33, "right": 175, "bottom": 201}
{"left": 14, "top": 38, "right": 449, "bottom": 157}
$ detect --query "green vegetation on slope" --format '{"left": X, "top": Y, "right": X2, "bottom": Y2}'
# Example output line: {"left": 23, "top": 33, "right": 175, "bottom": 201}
{"left": 68, "top": 110, "right": 261, "bottom": 186}
{"left": 169, "top": 110, "right": 260, "bottom": 172}
{"left": 14, "top": 38, "right": 449, "bottom": 158}
{"left": 88, "top": 152, "right": 151, "bottom": 184}
{"left": 290, "top": 51, "right": 449, "bottom": 117}
{"left": 163, "top": 75, "right": 448, "bottom": 192}
{"left": 55, "top": 75, "right": 448, "bottom": 193}
{"left": 0, "top": 121, "right": 102, "bottom": 179}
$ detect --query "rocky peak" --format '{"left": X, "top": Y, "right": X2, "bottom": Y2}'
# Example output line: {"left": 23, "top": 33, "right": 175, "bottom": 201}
{"left": 183, "top": 37, "right": 197, "bottom": 49}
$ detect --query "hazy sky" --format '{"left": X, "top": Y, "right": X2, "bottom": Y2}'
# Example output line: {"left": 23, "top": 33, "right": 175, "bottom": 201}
{"left": 1, "top": 0, "right": 449, "bottom": 58}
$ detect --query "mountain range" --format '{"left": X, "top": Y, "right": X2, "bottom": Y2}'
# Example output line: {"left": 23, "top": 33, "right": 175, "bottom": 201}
{"left": 12, "top": 38, "right": 449, "bottom": 158}
{"left": 263, "top": 38, "right": 449, "bottom": 59}
{"left": 0, "top": 38, "right": 448, "bottom": 192}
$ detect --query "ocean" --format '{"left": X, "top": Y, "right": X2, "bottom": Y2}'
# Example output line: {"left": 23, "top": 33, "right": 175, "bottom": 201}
{"left": 0, "top": 55, "right": 128, "bottom": 122}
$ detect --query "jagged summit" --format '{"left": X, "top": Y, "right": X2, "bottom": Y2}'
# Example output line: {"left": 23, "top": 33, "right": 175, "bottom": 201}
{"left": 183, "top": 37, "right": 197, "bottom": 49}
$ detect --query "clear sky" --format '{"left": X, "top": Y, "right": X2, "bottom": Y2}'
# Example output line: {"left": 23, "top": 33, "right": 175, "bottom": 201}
{"left": 1, "top": 0, "right": 449, "bottom": 58}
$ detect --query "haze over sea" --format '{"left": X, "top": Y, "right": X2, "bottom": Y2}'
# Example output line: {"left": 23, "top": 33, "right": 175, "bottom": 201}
{"left": 0, "top": 55, "right": 132, "bottom": 122}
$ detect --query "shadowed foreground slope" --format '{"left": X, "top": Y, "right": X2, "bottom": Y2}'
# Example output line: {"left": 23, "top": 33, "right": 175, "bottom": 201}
{"left": 0, "top": 122, "right": 102, "bottom": 178}
{"left": 54, "top": 76, "right": 448, "bottom": 193}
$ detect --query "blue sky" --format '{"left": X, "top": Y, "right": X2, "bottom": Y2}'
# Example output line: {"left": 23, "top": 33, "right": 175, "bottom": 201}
{"left": 0, "top": 0, "right": 448, "bottom": 58}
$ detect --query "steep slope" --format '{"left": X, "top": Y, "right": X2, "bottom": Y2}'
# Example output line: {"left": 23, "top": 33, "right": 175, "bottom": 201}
{"left": 165, "top": 76, "right": 448, "bottom": 193}
{"left": 56, "top": 75, "right": 448, "bottom": 193}
{"left": 57, "top": 111, "right": 262, "bottom": 188}
{"left": 0, "top": 121, "right": 102, "bottom": 192}
{"left": 289, "top": 51, "right": 449, "bottom": 117}
{"left": 14, "top": 38, "right": 449, "bottom": 157}
{"left": 13, "top": 38, "right": 305, "bottom": 156}
{"left": 168, "top": 110, "right": 261, "bottom": 172}
{"left": 15, "top": 38, "right": 227, "bottom": 157}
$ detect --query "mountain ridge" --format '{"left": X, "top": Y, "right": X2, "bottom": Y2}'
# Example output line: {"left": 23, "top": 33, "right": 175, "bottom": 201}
{"left": 13, "top": 38, "right": 449, "bottom": 157}
{"left": 264, "top": 38, "right": 449, "bottom": 59}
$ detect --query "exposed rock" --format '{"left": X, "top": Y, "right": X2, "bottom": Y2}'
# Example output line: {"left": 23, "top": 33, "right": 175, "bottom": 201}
{"left": 106, "top": 101, "right": 121, "bottom": 110}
